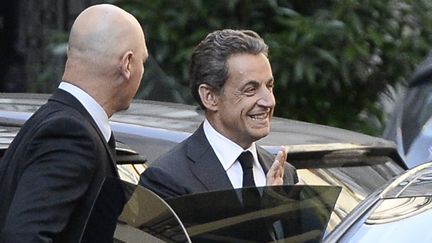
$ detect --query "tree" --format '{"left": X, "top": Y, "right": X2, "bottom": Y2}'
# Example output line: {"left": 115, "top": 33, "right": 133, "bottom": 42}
{"left": 3, "top": 0, "right": 431, "bottom": 135}
{"left": 117, "top": 0, "right": 432, "bottom": 135}
{"left": 0, "top": 0, "right": 107, "bottom": 93}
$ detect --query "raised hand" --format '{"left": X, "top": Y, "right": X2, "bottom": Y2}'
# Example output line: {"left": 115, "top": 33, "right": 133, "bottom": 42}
{"left": 266, "top": 146, "right": 288, "bottom": 185}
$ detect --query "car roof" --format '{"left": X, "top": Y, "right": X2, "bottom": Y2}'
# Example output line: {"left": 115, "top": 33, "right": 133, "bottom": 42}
{"left": 0, "top": 92, "right": 390, "bottom": 145}
{"left": 116, "top": 98, "right": 392, "bottom": 146}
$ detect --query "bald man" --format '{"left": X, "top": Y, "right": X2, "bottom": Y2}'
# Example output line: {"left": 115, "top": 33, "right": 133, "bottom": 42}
{"left": 0, "top": 4, "right": 148, "bottom": 242}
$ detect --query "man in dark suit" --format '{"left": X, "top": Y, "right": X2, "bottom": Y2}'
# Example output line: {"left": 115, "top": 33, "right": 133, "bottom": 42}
{"left": 140, "top": 29, "right": 298, "bottom": 199}
{"left": 0, "top": 4, "right": 148, "bottom": 243}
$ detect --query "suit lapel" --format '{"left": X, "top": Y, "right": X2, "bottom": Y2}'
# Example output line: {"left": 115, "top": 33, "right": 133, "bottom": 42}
{"left": 186, "top": 124, "right": 233, "bottom": 191}
{"left": 257, "top": 146, "right": 273, "bottom": 174}
{"left": 49, "top": 89, "right": 119, "bottom": 177}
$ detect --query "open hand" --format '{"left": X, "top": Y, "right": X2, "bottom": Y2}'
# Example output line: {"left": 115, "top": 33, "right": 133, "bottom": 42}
{"left": 266, "top": 146, "right": 288, "bottom": 185}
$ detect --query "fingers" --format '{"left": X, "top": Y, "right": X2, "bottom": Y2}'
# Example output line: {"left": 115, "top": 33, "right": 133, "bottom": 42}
{"left": 266, "top": 146, "right": 289, "bottom": 186}
{"left": 281, "top": 146, "right": 288, "bottom": 164}
{"left": 276, "top": 146, "right": 287, "bottom": 176}
{"left": 275, "top": 146, "right": 287, "bottom": 164}
{"left": 266, "top": 160, "right": 280, "bottom": 185}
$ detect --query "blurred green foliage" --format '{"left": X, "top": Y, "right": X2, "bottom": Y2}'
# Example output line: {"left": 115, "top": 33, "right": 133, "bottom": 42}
{"left": 116, "top": 0, "right": 432, "bottom": 135}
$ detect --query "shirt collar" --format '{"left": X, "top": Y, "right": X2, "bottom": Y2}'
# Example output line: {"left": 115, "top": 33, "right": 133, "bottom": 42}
{"left": 203, "top": 119, "right": 258, "bottom": 171}
{"left": 58, "top": 81, "right": 111, "bottom": 142}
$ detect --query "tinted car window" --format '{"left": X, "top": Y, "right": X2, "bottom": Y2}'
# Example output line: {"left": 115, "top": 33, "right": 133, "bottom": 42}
{"left": 82, "top": 177, "right": 341, "bottom": 242}
{"left": 166, "top": 185, "right": 341, "bottom": 242}
{"left": 81, "top": 177, "right": 189, "bottom": 243}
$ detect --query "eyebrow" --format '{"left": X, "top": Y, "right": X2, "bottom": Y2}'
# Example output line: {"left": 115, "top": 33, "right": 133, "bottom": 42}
{"left": 242, "top": 77, "right": 274, "bottom": 87}
{"left": 266, "top": 77, "right": 274, "bottom": 84}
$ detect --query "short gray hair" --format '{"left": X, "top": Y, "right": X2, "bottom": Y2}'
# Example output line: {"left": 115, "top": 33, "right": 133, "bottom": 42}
{"left": 189, "top": 29, "right": 269, "bottom": 109}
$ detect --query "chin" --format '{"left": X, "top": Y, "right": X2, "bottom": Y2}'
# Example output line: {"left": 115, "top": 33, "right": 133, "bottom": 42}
{"left": 116, "top": 103, "right": 130, "bottom": 113}
{"left": 124, "top": 103, "right": 131, "bottom": 110}
{"left": 251, "top": 129, "right": 270, "bottom": 141}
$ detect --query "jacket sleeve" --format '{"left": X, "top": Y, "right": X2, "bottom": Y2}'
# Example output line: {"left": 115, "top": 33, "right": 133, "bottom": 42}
{"left": 0, "top": 116, "right": 99, "bottom": 243}
{"left": 284, "top": 162, "right": 299, "bottom": 185}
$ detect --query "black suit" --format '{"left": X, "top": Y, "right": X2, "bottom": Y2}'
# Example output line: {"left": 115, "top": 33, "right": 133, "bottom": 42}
{"left": 0, "top": 89, "right": 118, "bottom": 243}
{"left": 140, "top": 124, "right": 298, "bottom": 199}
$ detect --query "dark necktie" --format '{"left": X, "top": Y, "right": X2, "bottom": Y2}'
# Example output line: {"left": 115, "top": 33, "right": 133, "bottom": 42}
{"left": 238, "top": 151, "right": 256, "bottom": 187}
{"left": 238, "top": 151, "right": 275, "bottom": 242}
{"left": 108, "top": 132, "right": 116, "bottom": 157}
{"left": 238, "top": 151, "right": 274, "bottom": 241}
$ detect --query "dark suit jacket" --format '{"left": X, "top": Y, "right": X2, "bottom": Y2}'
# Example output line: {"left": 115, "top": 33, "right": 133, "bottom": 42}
{"left": 0, "top": 89, "right": 118, "bottom": 243}
{"left": 140, "top": 124, "right": 298, "bottom": 199}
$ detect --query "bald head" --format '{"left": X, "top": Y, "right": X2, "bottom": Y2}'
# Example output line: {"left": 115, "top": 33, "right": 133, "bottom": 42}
{"left": 63, "top": 4, "right": 148, "bottom": 116}
{"left": 66, "top": 4, "right": 145, "bottom": 73}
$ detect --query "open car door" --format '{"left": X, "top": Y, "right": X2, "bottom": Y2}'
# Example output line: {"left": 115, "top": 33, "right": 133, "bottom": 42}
{"left": 80, "top": 177, "right": 341, "bottom": 242}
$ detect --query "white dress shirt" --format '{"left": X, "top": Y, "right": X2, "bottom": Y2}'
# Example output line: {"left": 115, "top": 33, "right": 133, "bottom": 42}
{"left": 58, "top": 82, "right": 111, "bottom": 142}
{"left": 203, "top": 119, "right": 266, "bottom": 188}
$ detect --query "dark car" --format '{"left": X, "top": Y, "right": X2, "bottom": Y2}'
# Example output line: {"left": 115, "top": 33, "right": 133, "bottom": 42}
{"left": 0, "top": 93, "right": 410, "bottom": 242}
{"left": 89, "top": 163, "right": 432, "bottom": 243}
{"left": 384, "top": 53, "right": 432, "bottom": 168}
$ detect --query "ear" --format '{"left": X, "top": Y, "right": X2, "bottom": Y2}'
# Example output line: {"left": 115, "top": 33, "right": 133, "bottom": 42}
{"left": 120, "top": 51, "right": 134, "bottom": 80}
{"left": 198, "top": 84, "right": 219, "bottom": 111}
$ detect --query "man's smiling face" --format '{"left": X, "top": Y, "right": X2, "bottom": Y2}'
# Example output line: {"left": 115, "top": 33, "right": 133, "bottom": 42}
{"left": 212, "top": 52, "right": 275, "bottom": 148}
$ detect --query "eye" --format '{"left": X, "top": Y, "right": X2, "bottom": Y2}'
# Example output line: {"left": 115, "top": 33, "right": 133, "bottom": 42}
{"left": 243, "top": 85, "right": 257, "bottom": 96}
{"left": 266, "top": 83, "right": 274, "bottom": 91}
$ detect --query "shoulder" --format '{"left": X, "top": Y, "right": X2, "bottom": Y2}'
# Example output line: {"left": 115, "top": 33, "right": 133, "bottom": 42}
{"left": 12, "top": 101, "right": 96, "bottom": 149}
{"left": 22, "top": 107, "right": 102, "bottom": 157}
{"left": 36, "top": 111, "right": 94, "bottom": 139}
{"left": 145, "top": 131, "right": 208, "bottom": 179}
{"left": 149, "top": 137, "right": 190, "bottom": 168}
{"left": 27, "top": 97, "right": 90, "bottom": 129}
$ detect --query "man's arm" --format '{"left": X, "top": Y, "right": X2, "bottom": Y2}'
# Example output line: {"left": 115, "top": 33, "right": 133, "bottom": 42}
{"left": 0, "top": 117, "right": 98, "bottom": 243}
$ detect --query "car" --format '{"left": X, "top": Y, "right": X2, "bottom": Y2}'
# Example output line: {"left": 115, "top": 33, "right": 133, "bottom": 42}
{"left": 384, "top": 53, "right": 432, "bottom": 168}
{"left": 86, "top": 162, "right": 432, "bottom": 243}
{"left": 331, "top": 161, "right": 432, "bottom": 242}
{"left": 0, "top": 93, "right": 409, "bottom": 242}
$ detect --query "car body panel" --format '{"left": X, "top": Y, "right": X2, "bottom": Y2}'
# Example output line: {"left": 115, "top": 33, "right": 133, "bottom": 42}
{"left": 328, "top": 162, "right": 432, "bottom": 243}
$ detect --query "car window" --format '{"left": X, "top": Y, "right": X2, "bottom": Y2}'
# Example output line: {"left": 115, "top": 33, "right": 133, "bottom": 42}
{"left": 81, "top": 177, "right": 341, "bottom": 242}
{"left": 166, "top": 185, "right": 341, "bottom": 242}
{"left": 80, "top": 177, "right": 189, "bottom": 243}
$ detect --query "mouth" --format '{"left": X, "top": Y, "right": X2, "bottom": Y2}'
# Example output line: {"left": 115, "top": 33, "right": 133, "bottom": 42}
{"left": 249, "top": 112, "right": 269, "bottom": 121}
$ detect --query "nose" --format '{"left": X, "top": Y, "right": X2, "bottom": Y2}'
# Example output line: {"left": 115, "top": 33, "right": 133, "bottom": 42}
{"left": 257, "top": 87, "right": 275, "bottom": 108}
